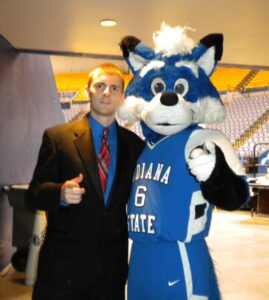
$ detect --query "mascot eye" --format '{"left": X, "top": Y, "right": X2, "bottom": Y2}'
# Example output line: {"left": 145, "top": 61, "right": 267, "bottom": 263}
{"left": 151, "top": 78, "right": 166, "bottom": 95}
{"left": 174, "top": 78, "right": 189, "bottom": 96}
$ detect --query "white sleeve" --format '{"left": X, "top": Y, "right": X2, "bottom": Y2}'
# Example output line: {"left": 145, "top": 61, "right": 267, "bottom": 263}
{"left": 185, "top": 129, "right": 246, "bottom": 176}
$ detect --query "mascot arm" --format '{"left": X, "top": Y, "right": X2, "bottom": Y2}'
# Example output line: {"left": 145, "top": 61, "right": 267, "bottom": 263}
{"left": 186, "top": 129, "right": 250, "bottom": 210}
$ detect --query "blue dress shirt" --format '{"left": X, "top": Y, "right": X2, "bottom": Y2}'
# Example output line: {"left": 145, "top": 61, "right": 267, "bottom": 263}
{"left": 88, "top": 115, "right": 117, "bottom": 205}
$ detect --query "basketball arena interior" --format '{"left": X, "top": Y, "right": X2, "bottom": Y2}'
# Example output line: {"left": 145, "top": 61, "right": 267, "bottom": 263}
{"left": 0, "top": 1, "right": 269, "bottom": 299}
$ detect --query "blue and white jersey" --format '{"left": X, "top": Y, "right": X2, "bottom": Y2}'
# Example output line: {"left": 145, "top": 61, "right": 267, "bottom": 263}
{"left": 128, "top": 127, "right": 212, "bottom": 243}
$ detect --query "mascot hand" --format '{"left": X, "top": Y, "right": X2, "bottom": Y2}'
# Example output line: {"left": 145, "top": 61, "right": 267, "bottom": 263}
{"left": 188, "top": 142, "right": 216, "bottom": 182}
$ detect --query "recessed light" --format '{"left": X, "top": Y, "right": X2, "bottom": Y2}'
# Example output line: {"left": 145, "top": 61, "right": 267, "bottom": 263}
{"left": 100, "top": 19, "right": 117, "bottom": 27}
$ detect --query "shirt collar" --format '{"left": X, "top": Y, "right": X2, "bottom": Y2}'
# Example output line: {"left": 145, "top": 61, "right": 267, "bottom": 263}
{"left": 88, "top": 114, "right": 117, "bottom": 138}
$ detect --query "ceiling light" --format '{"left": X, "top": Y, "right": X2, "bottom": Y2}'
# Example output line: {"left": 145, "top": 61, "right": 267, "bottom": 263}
{"left": 100, "top": 19, "right": 117, "bottom": 27}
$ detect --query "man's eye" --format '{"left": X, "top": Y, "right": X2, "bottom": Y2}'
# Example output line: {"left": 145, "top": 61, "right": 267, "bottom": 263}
{"left": 95, "top": 83, "right": 104, "bottom": 90}
{"left": 112, "top": 86, "right": 119, "bottom": 92}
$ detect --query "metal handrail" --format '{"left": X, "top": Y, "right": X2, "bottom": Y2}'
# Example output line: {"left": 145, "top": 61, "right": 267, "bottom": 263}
{"left": 252, "top": 142, "right": 269, "bottom": 178}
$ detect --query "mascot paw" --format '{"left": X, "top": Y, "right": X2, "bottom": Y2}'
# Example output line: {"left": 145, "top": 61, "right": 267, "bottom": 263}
{"left": 188, "top": 142, "right": 216, "bottom": 182}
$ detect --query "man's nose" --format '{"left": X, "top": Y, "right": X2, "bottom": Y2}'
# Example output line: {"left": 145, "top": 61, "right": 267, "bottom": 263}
{"left": 103, "top": 86, "right": 111, "bottom": 95}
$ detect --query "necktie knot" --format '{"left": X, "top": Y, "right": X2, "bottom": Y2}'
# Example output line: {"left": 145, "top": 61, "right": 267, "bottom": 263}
{"left": 103, "top": 127, "right": 109, "bottom": 135}
{"left": 102, "top": 127, "right": 109, "bottom": 142}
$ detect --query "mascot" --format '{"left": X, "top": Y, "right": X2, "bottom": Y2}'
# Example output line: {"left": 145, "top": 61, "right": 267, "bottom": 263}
{"left": 118, "top": 23, "right": 250, "bottom": 300}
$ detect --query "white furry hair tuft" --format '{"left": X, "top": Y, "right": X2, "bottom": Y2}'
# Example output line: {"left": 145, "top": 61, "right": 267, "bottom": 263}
{"left": 117, "top": 96, "right": 146, "bottom": 123}
{"left": 189, "top": 97, "right": 226, "bottom": 124}
{"left": 153, "top": 22, "right": 195, "bottom": 57}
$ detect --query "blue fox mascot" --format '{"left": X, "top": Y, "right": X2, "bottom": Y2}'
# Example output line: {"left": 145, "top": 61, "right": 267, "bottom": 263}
{"left": 118, "top": 24, "right": 249, "bottom": 300}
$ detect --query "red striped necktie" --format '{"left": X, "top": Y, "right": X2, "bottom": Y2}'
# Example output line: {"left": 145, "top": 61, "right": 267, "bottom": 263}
{"left": 98, "top": 127, "right": 110, "bottom": 194}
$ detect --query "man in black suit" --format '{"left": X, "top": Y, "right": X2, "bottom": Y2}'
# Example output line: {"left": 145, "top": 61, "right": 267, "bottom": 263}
{"left": 28, "top": 64, "right": 144, "bottom": 300}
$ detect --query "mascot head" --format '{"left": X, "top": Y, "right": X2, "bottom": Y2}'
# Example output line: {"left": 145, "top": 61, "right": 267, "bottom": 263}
{"left": 118, "top": 23, "right": 226, "bottom": 140}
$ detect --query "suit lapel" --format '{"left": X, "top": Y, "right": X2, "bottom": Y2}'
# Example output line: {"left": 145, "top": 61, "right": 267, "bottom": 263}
{"left": 106, "top": 126, "right": 130, "bottom": 208}
{"left": 73, "top": 118, "right": 103, "bottom": 200}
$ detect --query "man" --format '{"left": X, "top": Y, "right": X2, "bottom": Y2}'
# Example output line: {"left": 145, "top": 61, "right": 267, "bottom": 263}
{"left": 27, "top": 63, "right": 144, "bottom": 300}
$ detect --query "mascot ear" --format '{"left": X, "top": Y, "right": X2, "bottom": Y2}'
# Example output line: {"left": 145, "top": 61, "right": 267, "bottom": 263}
{"left": 120, "top": 36, "right": 155, "bottom": 74}
{"left": 195, "top": 34, "right": 223, "bottom": 76}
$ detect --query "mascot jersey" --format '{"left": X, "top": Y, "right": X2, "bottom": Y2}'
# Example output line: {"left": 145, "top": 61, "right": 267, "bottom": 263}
{"left": 127, "top": 127, "right": 220, "bottom": 300}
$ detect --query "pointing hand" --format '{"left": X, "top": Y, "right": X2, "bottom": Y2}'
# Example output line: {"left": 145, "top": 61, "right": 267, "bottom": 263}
{"left": 61, "top": 173, "right": 85, "bottom": 204}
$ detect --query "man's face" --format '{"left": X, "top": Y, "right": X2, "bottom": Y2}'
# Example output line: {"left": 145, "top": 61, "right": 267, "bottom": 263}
{"left": 88, "top": 72, "right": 124, "bottom": 120}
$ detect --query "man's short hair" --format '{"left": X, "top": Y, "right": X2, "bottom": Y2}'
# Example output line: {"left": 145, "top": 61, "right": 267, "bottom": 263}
{"left": 87, "top": 63, "right": 125, "bottom": 91}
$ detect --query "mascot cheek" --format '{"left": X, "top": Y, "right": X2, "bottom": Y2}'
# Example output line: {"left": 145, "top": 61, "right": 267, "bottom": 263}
{"left": 143, "top": 105, "right": 193, "bottom": 135}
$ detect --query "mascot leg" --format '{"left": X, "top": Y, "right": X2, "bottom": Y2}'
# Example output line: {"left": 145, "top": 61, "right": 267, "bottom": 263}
{"left": 128, "top": 242, "right": 186, "bottom": 300}
{"left": 185, "top": 240, "right": 221, "bottom": 300}
{"left": 128, "top": 241, "right": 220, "bottom": 300}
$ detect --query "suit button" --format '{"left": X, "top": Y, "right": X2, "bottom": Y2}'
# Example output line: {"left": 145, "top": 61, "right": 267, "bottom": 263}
{"left": 103, "top": 212, "right": 107, "bottom": 216}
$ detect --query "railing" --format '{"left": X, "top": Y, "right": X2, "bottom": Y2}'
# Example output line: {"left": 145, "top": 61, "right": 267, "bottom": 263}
{"left": 252, "top": 142, "right": 269, "bottom": 178}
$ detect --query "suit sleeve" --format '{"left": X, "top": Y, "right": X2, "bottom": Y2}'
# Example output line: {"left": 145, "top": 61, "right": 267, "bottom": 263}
{"left": 27, "top": 130, "right": 63, "bottom": 212}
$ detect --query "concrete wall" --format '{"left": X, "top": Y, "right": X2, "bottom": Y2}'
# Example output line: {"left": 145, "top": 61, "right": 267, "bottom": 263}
{"left": 0, "top": 35, "right": 64, "bottom": 270}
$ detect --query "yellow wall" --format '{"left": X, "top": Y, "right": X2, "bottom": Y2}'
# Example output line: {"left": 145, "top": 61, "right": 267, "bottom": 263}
{"left": 54, "top": 67, "right": 269, "bottom": 100}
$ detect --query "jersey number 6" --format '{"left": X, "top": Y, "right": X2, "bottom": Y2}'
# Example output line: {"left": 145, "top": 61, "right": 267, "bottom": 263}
{"left": 134, "top": 185, "right": 147, "bottom": 207}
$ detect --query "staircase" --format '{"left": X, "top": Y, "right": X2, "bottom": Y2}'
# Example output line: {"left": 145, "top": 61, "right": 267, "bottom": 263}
{"left": 236, "top": 69, "right": 259, "bottom": 92}
{"left": 233, "top": 108, "right": 269, "bottom": 150}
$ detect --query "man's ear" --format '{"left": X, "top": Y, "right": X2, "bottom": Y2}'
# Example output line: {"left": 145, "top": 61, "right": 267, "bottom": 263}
{"left": 119, "top": 92, "right": 125, "bottom": 104}
{"left": 87, "top": 87, "right": 91, "bottom": 101}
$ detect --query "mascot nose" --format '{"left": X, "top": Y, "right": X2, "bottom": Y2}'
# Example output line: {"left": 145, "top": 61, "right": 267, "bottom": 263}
{"left": 160, "top": 92, "right": 178, "bottom": 106}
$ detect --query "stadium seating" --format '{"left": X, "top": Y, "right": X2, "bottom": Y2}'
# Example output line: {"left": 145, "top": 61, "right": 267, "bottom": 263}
{"left": 56, "top": 68, "right": 269, "bottom": 167}
{"left": 207, "top": 93, "right": 269, "bottom": 159}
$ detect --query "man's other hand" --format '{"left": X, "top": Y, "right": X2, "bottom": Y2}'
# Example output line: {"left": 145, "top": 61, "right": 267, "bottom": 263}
{"left": 61, "top": 173, "right": 85, "bottom": 204}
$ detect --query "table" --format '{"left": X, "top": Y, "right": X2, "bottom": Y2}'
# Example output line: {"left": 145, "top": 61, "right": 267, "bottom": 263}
{"left": 249, "top": 182, "right": 269, "bottom": 215}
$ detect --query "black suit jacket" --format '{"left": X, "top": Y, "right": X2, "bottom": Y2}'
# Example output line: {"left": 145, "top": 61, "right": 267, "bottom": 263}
{"left": 27, "top": 116, "right": 144, "bottom": 291}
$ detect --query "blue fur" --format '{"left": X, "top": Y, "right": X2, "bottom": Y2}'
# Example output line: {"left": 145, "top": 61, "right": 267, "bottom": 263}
{"left": 126, "top": 54, "right": 222, "bottom": 106}
{"left": 140, "top": 121, "right": 165, "bottom": 143}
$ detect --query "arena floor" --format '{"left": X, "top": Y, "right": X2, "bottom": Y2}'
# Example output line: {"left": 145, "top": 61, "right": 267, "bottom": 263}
{"left": 1, "top": 210, "right": 269, "bottom": 300}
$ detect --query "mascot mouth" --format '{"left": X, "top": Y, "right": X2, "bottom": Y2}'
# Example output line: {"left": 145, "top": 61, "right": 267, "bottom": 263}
{"left": 157, "top": 123, "right": 178, "bottom": 126}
